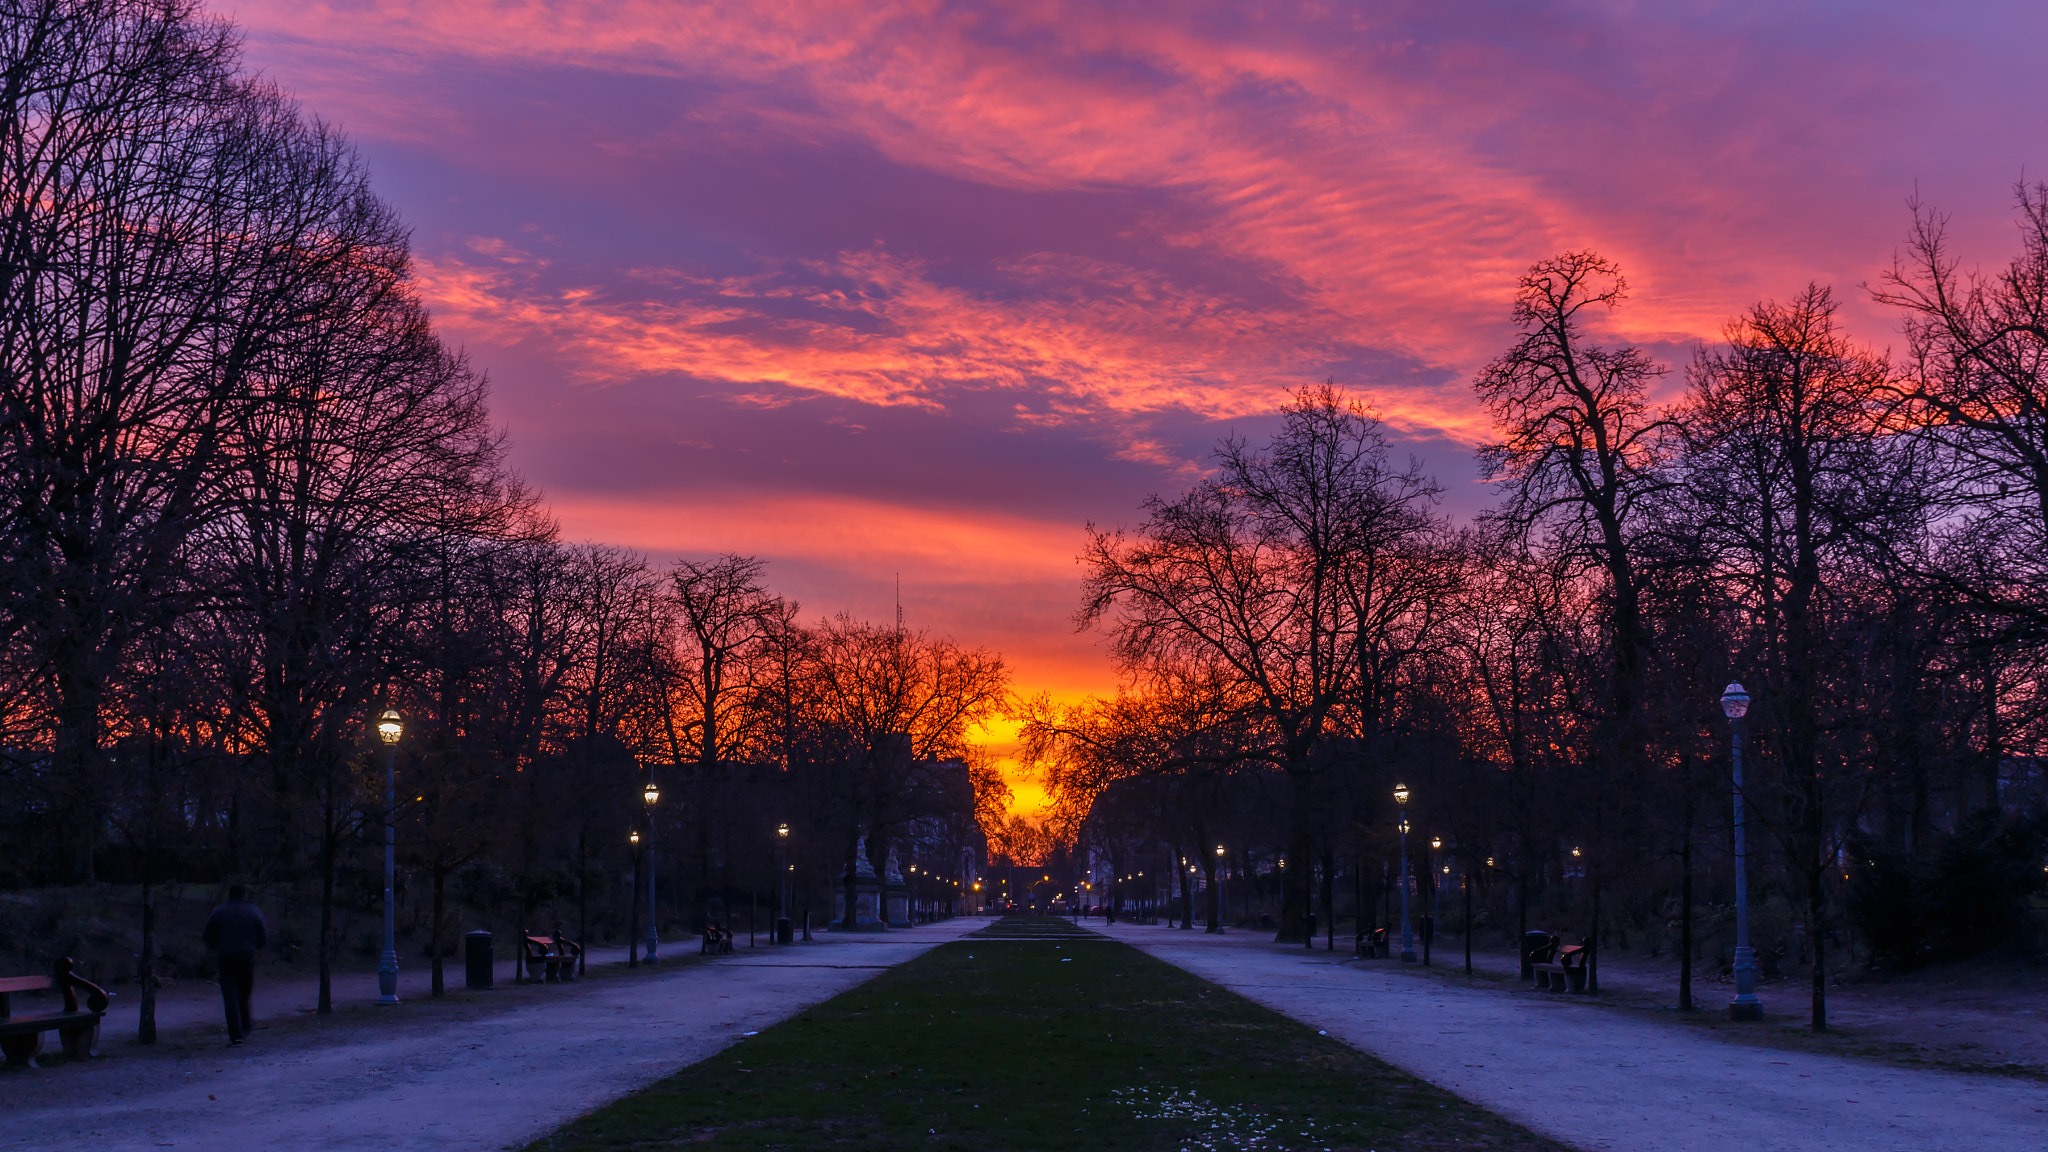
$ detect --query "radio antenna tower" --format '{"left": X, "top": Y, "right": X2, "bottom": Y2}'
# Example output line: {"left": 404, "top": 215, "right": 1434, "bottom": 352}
{"left": 895, "top": 572, "right": 903, "bottom": 633}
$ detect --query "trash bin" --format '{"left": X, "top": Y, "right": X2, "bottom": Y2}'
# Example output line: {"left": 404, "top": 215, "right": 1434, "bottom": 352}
{"left": 1521, "top": 929, "right": 1552, "bottom": 980}
{"left": 465, "top": 930, "right": 494, "bottom": 990}
{"left": 775, "top": 917, "right": 793, "bottom": 945}
{"left": 1305, "top": 912, "right": 1318, "bottom": 941}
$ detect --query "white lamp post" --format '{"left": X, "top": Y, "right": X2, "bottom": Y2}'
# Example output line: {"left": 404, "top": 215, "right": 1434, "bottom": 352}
{"left": 375, "top": 710, "right": 403, "bottom": 1005}
{"left": 642, "top": 775, "right": 660, "bottom": 963}
{"left": 776, "top": 823, "right": 790, "bottom": 943}
{"left": 1395, "top": 783, "right": 1415, "bottom": 963}
{"left": 1722, "top": 682, "right": 1762, "bottom": 1021}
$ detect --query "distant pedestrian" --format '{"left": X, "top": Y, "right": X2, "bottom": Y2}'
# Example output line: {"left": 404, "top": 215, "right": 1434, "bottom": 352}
{"left": 203, "top": 884, "right": 267, "bottom": 1046}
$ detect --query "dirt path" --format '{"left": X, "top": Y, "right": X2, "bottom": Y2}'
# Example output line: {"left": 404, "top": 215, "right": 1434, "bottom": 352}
{"left": 0, "top": 918, "right": 982, "bottom": 1151}
{"left": 1094, "top": 919, "right": 2048, "bottom": 1152}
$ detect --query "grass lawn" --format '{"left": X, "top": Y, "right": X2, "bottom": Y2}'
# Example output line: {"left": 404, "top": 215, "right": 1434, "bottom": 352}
{"left": 529, "top": 916, "right": 1564, "bottom": 1151}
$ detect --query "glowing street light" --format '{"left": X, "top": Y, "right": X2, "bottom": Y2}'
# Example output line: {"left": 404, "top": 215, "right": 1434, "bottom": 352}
{"left": 774, "top": 822, "right": 792, "bottom": 944}
{"left": 376, "top": 711, "right": 403, "bottom": 1005}
{"left": 641, "top": 770, "right": 661, "bottom": 964}
{"left": 1394, "top": 783, "right": 1415, "bottom": 963}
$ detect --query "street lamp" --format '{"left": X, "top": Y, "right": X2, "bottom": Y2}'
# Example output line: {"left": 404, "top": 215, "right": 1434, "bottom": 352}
{"left": 1722, "top": 681, "right": 1763, "bottom": 1021}
{"left": 1395, "top": 783, "right": 1415, "bottom": 962}
{"left": 1426, "top": 836, "right": 1443, "bottom": 967}
{"left": 776, "top": 823, "right": 791, "bottom": 943}
{"left": 1214, "top": 845, "right": 1226, "bottom": 933}
{"left": 642, "top": 771, "right": 660, "bottom": 964}
{"left": 376, "top": 711, "right": 403, "bottom": 1005}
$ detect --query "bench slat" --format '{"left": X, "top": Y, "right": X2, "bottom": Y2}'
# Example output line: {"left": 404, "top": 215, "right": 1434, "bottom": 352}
{"left": 0, "top": 976, "right": 50, "bottom": 994}
{"left": 0, "top": 1011, "right": 100, "bottom": 1033}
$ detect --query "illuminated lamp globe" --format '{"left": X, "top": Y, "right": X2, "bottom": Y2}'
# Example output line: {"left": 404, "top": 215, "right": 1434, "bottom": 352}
{"left": 1430, "top": 837, "right": 1442, "bottom": 850}
{"left": 1721, "top": 682, "right": 1751, "bottom": 721}
{"left": 376, "top": 710, "right": 403, "bottom": 745}
{"left": 629, "top": 829, "right": 640, "bottom": 845}
{"left": 777, "top": 822, "right": 790, "bottom": 839}
{"left": 1393, "top": 782, "right": 1410, "bottom": 805}
{"left": 643, "top": 779, "right": 660, "bottom": 806}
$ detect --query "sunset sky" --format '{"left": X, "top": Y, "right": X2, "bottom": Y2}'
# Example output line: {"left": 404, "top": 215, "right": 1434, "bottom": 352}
{"left": 227, "top": 1, "right": 2045, "bottom": 813}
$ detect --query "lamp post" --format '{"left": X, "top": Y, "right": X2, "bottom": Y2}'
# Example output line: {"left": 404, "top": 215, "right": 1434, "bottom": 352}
{"left": 628, "top": 829, "right": 643, "bottom": 967}
{"left": 1722, "top": 682, "right": 1763, "bottom": 1021}
{"left": 776, "top": 823, "right": 790, "bottom": 944}
{"left": 375, "top": 710, "right": 404, "bottom": 1005}
{"left": 1214, "top": 844, "right": 1226, "bottom": 933}
{"left": 642, "top": 775, "right": 660, "bottom": 964}
{"left": 1394, "top": 783, "right": 1415, "bottom": 963}
{"left": 1426, "top": 836, "right": 1443, "bottom": 967}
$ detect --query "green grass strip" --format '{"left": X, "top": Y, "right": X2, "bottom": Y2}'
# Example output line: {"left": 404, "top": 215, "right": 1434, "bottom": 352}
{"left": 530, "top": 916, "right": 1565, "bottom": 1151}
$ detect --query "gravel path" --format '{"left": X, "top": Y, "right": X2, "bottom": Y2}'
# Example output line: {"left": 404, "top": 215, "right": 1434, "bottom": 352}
{"left": 0, "top": 919, "right": 982, "bottom": 1151}
{"left": 1094, "top": 919, "right": 2048, "bottom": 1152}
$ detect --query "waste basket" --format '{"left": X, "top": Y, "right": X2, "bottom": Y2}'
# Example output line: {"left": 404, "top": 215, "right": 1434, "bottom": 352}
{"left": 465, "top": 930, "right": 494, "bottom": 990}
{"left": 775, "top": 917, "right": 793, "bottom": 945}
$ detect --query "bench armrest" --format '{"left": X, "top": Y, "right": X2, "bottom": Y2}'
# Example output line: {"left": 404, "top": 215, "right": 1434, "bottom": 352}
{"left": 54, "top": 959, "right": 109, "bottom": 1014}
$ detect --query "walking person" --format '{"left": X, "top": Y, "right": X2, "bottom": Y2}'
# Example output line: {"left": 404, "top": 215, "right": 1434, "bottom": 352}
{"left": 203, "top": 884, "right": 267, "bottom": 1046}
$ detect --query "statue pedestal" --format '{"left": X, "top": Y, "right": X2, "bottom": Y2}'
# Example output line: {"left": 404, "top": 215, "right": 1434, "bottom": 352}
{"left": 883, "top": 847, "right": 912, "bottom": 928}
{"left": 833, "top": 840, "right": 887, "bottom": 931}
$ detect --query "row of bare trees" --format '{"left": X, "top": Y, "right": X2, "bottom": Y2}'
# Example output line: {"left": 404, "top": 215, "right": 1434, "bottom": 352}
{"left": 0, "top": 0, "right": 1007, "bottom": 1040}
{"left": 1028, "top": 186, "right": 2048, "bottom": 1031}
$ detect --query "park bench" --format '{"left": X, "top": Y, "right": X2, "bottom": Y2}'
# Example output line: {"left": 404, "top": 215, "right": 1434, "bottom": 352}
{"left": 1533, "top": 938, "right": 1591, "bottom": 993}
{"left": 700, "top": 924, "right": 734, "bottom": 955}
{"left": 1356, "top": 927, "right": 1389, "bottom": 958}
{"left": 0, "top": 958, "right": 110, "bottom": 1068}
{"left": 521, "top": 934, "right": 582, "bottom": 983}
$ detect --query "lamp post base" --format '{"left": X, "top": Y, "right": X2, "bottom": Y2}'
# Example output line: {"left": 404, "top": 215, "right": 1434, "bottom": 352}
{"left": 1728, "top": 997, "right": 1764, "bottom": 1022}
{"left": 377, "top": 953, "right": 400, "bottom": 1005}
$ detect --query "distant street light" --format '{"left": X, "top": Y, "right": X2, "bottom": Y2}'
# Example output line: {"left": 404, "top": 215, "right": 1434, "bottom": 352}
{"left": 1425, "top": 836, "right": 1443, "bottom": 966}
{"left": 642, "top": 770, "right": 661, "bottom": 964}
{"left": 1722, "top": 682, "right": 1763, "bottom": 1021}
{"left": 1395, "top": 783, "right": 1415, "bottom": 963}
{"left": 376, "top": 711, "right": 403, "bottom": 1006}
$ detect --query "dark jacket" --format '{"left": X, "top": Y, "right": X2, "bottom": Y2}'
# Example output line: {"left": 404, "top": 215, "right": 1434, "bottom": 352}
{"left": 203, "top": 900, "right": 268, "bottom": 958}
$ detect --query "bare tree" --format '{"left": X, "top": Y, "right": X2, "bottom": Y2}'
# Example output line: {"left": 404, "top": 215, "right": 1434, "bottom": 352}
{"left": 1080, "top": 385, "right": 1441, "bottom": 941}
{"left": 1668, "top": 285, "right": 1916, "bottom": 1029}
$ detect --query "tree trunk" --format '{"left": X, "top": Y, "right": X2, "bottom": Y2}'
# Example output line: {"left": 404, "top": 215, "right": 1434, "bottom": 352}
{"left": 318, "top": 796, "right": 337, "bottom": 1014}
{"left": 1809, "top": 853, "right": 1828, "bottom": 1032}
{"left": 1322, "top": 847, "right": 1336, "bottom": 951}
{"left": 1353, "top": 849, "right": 1366, "bottom": 956}
{"left": 1587, "top": 874, "right": 1602, "bottom": 994}
{"left": 1463, "top": 872, "right": 1473, "bottom": 976}
{"left": 431, "top": 865, "right": 447, "bottom": 997}
{"left": 1517, "top": 873, "right": 1531, "bottom": 979}
{"left": 1680, "top": 797, "right": 1694, "bottom": 1012}
{"left": 138, "top": 869, "right": 158, "bottom": 1044}
{"left": 1203, "top": 857, "right": 1219, "bottom": 933}
{"left": 1276, "top": 771, "right": 1314, "bottom": 942}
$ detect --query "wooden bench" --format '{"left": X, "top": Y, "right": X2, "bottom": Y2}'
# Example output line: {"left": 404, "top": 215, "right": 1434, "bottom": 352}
{"left": 700, "top": 924, "right": 734, "bottom": 955}
{"left": 521, "top": 935, "right": 582, "bottom": 983}
{"left": 1534, "top": 938, "right": 1591, "bottom": 993}
{"left": 0, "top": 958, "right": 110, "bottom": 1068}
